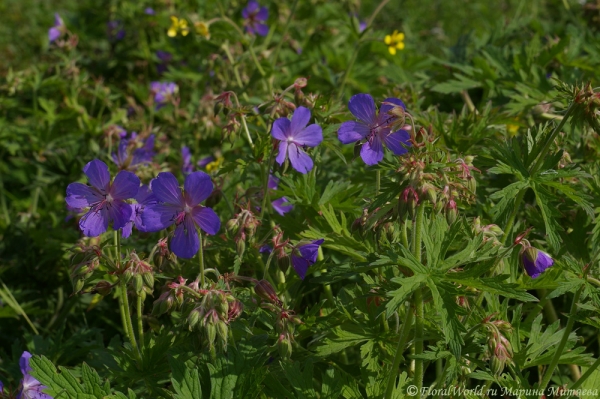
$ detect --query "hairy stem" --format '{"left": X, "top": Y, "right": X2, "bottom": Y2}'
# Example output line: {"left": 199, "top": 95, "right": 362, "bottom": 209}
{"left": 384, "top": 304, "right": 414, "bottom": 399}
{"left": 537, "top": 284, "right": 583, "bottom": 395}
{"left": 137, "top": 295, "right": 145, "bottom": 351}
{"left": 413, "top": 205, "right": 425, "bottom": 396}
{"left": 198, "top": 230, "right": 205, "bottom": 288}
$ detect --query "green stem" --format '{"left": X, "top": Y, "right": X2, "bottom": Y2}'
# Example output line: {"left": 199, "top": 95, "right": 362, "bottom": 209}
{"left": 375, "top": 170, "right": 381, "bottom": 196}
{"left": 500, "top": 188, "right": 527, "bottom": 245}
{"left": 337, "top": 0, "right": 391, "bottom": 100}
{"left": 198, "top": 230, "right": 205, "bottom": 288}
{"left": 271, "top": 0, "right": 299, "bottom": 67}
{"left": 570, "top": 356, "right": 600, "bottom": 389}
{"left": 260, "top": 145, "right": 276, "bottom": 220}
{"left": 413, "top": 205, "right": 425, "bottom": 396}
{"left": 384, "top": 305, "right": 414, "bottom": 399}
{"left": 537, "top": 284, "right": 583, "bottom": 395}
{"left": 119, "top": 280, "right": 141, "bottom": 362}
{"left": 137, "top": 295, "right": 145, "bottom": 351}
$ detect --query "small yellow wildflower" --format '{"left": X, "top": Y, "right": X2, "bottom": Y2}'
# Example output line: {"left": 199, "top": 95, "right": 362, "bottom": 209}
{"left": 206, "top": 157, "right": 223, "bottom": 173}
{"left": 506, "top": 124, "right": 519, "bottom": 136}
{"left": 168, "top": 16, "right": 190, "bottom": 37}
{"left": 384, "top": 30, "right": 405, "bottom": 55}
{"left": 194, "top": 21, "right": 210, "bottom": 39}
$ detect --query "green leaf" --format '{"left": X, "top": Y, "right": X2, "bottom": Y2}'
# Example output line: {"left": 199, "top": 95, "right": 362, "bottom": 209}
{"left": 431, "top": 74, "right": 482, "bottom": 94}
{"left": 281, "top": 359, "right": 318, "bottom": 399}
{"left": 169, "top": 357, "right": 202, "bottom": 399}
{"left": 444, "top": 275, "right": 538, "bottom": 302}
{"left": 531, "top": 181, "right": 563, "bottom": 250}
{"left": 489, "top": 181, "right": 529, "bottom": 224}
{"left": 386, "top": 274, "right": 427, "bottom": 318}
{"left": 427, "top": 279, "right": 465, "bottom": 357}
{"left": 29, "top": 355, "right": 83, "bottom": 398}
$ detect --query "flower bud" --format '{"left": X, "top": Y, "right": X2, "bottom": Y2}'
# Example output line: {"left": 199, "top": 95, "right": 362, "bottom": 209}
{"left": 277, "top": 333, "right": 292, "bottom": 359}
{"left": 142, "top": 272, "right": 154, "bottom": 289}
{"left": 490, "top": 354, "right": 505, "bottom": 375}
{"left": 421, "top": 183, "right": 437, "bottom": 205}
{"left": 277, "top": 255, "right": 290, "bottom": 272}
{"left": 254, "top": 280, "right": 281, "bottom": 304}
{"left": 228, "top": 299, "right": 243, "bottom": 321}
{"left": 217, "top": 321, "right": 228, "bottom": 349}
{"left": 236, "top": 239, "right": 246, "bottom": 258}
{"left": 466, "top": 176, "right": 477, "bottom": 193}
{"left": 445, "top": 199, "right": 458, "bottom": 225}
{"left": 188, "top": 308, "right": 201, "bottom": 330}
{"left": 133, "top": 274, "right": 144, "bottom": 294}
{"left": 122, "top": 269, "right": 133, "bottom": 285}
{"left": 226, "top": 218, "right": 239, "bottom": 236}
{"left": 74, "top": 278, "right": 85, "bottom": 294}
{"left": 520, "top": 244, "right": 554, "bottom": 278}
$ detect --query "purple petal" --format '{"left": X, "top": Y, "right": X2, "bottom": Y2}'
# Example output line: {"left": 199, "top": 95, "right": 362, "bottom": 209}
{"left": 272, "top": 197, "right": 293, "bottom": 216}
{"left": 184, "top": 171, "right": 213, "bottom": 206}
{"left": 256, "top": 6, "right": 268, "bottom": 21}
{"left": 348, "top": 94, "right": 377, "bottom": 125}
{"left": 48, "top": 27, "right": 61, "bottom": 42}
{"left": 141, "top": 203, "right": 178, "bottom": 232}
{"left": 244, "top": 0, "right": 259, "bottom": 16}
{"left": 259, "top": 245, "right": 272, "bottom": 254}
{"left": 290, "top": 107, "right": 311, "bottom": 136}
{"left": 298, "top": 239, "right": 324, "bottom": 263}
{"left": 272, "top": 117, "right": 291, "bottom": 140}
{"left": 54, "top": 13, "right": 63, "bottom": 27}
{"left": 360, "top": 136, "right": 384, "bottom": 165}
{"left": 110, "top": 171, "right": 140, "bottom": 200}
{"left": 338, "top": 121, "right": 370, "bottom": 144}
{"left": 191, "top": 206, "right": 220, "bottom": 235}
{"left": 275, "top": 141, "right": 288, "bottom": 166}
{"left": 150, "top": 172, "right": 184, "bottom": 206}
{"left": 145, "top": 7, "right": 155, "bottom": 15}
{"left": 135, "top": 185, "right": 157, "bottom": 205}
{"left": 288, "top": 143, "right": 313, "bottom": 174}
{"left": 66, "top": 183, "right": 102, "bottom": 208}
{"left": 122, "top": 220, "right": 133, "bottom": 238}
{"left": 268, "top": 175, "right": 279, "bottom": 190}
{"left": 254, "top": 23, "right": 269, "bottom": 36}
{"left": 171, "top": 216, "right": 199, "bottom": 259}
{"left": 20, "top": 351, "right": 32, "bottom": 375}
{"left": 79, "top": 206, "right": 109, "bottom": 237}
{"left": 108, "top": 200, "right": 132, "bottom": 230}
{"left": 83, "top": 160, "right": 111, "bottom": 192}
{"left": 383, "top": 130, "right": 410, "bottom": 155}
{"left": 291, "top": 255, "right": 310, "bottom": 279}
{"left": 294, "top": 124, "right": 323, "bottom": 147}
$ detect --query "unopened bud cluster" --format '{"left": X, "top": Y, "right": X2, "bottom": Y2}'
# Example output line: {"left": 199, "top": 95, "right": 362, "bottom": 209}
{"left": 226, "top": 205, "right": 261, "bottom": 258}
{"left": 121, "top": 251, "right": 155, "bottom": 300}
{"left": 483, "top": 317, "right": 514, "bottom": 375}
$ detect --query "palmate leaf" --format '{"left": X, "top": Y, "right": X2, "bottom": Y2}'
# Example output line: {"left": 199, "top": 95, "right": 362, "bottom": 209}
{"left": 169, "top": 356, "right": 202, "bottom": 399}
{"left": 427, "top": 279, "right": 466, "bottom": 358}
{"left": 386, "top": 274, "right": 427, "bottom": 318}
{"left": 488, "top": 180, "right": 529, "bottom": 224}
{"left": 530, "top": 181, "right": 563, "bottom": 251}
{"left": 314, "top": 324, "right": 373, "bottom": 357}
{"left": 431, "top": 74, "right": 482, "bottom": 94}
{"left": 444, "top": 274, "right": 538, "bottom": 302}
{"left": 280, "top": 360, "right": 318, "bottom": 399}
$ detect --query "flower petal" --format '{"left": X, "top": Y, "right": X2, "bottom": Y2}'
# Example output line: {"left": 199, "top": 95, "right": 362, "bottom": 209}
{"left": 268, "top": 174, "right": 280, "bottom": 190}
{"left": 298, "top": 239, "right": 324, "bottom": 264}
{"left": 79, "top": 205, "right": 109, "bottom": 237}
{"left": 48, "top": 27, "right": 61, "bottom": 42}
{"left": 142, "top": 204, "right": 178, "bottom": 232}
{"left": 256, "top": 6, "right": 269, "bottom": 21}
{"left": 337, "top": 121, "right": 370, "bottom": 144}
{"left": 383, "top": 130, "right": 410, "bottom": 155}
{"left": 288, "top": 143, "right": 313, "bottom": 174}
{"left": 191, "top": 206, "right": 221, "bottom": 235}
{"left": 255, "top": 23, "right": 269, "bottom": 36}
{"left": 293, "top": 124, "right": 323, "bottom": 147}
{"left": 108, "top": 201, "right": 133, "bottom": 230}
{"left": 348, "top": 94, "right": 376, "bottom": 125}
{"left": 275, "top": 141, "right": 288, "bottom": 166}
{"left": 379, "top": 97, "right": 406, "bottom": 117}
{"left": 84, "top": 160, "right": 111, "bottom": 192}
{"left": 66, "top": 183, "right": 102, "bottom": 208}
{"left": 20, "top": 351, "right": 32, "bottom": 375}
{"left": 110, "top": 171, "right": 140, "bottom": 200}
{"left": 360, "top": 136, "right": 384, "bottom": 165}
{"left": 171, "top": 216, "right": 199, "bottom": 258}
{"left": 272, "top": 197, "right": 293, "bottom": 216}
{"left": 135, "top": 185, "right": 157, "bottom": 205}
{"left": 150, "top": 172, "right": 184, "bottom": 206}
{"left": 290, "top": 106, "right": 311, "bottom": 136}
{"left": 291, "top": 255, "right": 310, "bottom": 279}
{"left": 271, "top": 117, "right": 291, "bottom": 140}
{"left": 184, "top": 171, "right": 213, "bottom": 206}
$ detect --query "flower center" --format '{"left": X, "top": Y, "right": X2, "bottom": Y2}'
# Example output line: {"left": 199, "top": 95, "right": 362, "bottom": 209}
{"left": 287, "top": 136, "right": 294, "bottom": 143}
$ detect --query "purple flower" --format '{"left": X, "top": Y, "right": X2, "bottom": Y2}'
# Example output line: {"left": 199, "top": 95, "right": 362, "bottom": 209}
{"left": 242, "top": 0, "right": 269, "bottom": 36}
{"left": 150, "top": 82, "right": 177, "bottom": 110}
{"left": 122, "top": 185, "right": 158, "bottom": 238}
{"left": 112, "top": 133, "right": 155, "bottom": 171}
{"left": 268, "top": 175, "right": 293, "bottom": 216}
{"left": 107, "top": 20, "right": 126, "bottom": 41}
{"left": 272, "top": 106, "right": 323, "bottom": 174}
{"left": 337, "top": 94, "right": 411, "bottom": 165}
{"left": 359, "top": 21, "right": 367, "bottom": 33}
{"left": 259, "top": 244, "right": 272, "bottom": 254}
{"left": 18, "top": 352, "right": 53, "bottom": 399}
{"left": 291, "top": 239, "right": 324, "bottom": 279}
{"left": 156, "top": 50, "right": 172, "bottom": 75}
{"left": 48, "top": 13, "right": 65, "bottom": 43}
{"left": 198, "top": 155, "right": 215, "bottom": 169}
{"left": 520, "top": 245, "right": 554, "bottom": 278}
{"left": 182, "top": 146, "right": 193, "bottom": 175}
{"left": 142, "top": 172, "right": 221, "bottom": 258}
{"left": 145, "top": 7, "right": 155, "bottom": 15}
{"left": 65, "top": 160, "right": 140, "bottom": 237}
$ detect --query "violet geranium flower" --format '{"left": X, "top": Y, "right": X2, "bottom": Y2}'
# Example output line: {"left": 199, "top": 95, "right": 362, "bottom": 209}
{"left": 182, "top": 146, "right": 193, "bottom": 175}
{"left": 112, "top": 133, "right": 155, "bottom": 171}
{"left": 268, "top": 175, "right": 293, "bottom": 216}
{"left": 242, "top": 0, "right": 269, "bottom": 36}
{"left": 48, "top": 13, "right": 65, "bottom": 43}
{"left": 272, "top": 106, "right": 323, "bottom": 174}
{"left": 18, "top": 351, "right": 53, "bottom": 399}
{"left": 122, "top": 185, "right": 158, "bottom": 238}
{"left": 291, "top": 239, "right": 324, "bottom": 279}
{"left": 150, "top": 82, "right": 178, "bottom": 110}
{"left": 520, "top": 242, "right": 554, "bottom": 278}
{"left": 337, "top": 93, "right": 410, "bottom": 165}
{"left": 142, "top": 172, "right": 221, "bottom": 258}
{"left": 66, "top": 160, "right": 139, "bottom": 237}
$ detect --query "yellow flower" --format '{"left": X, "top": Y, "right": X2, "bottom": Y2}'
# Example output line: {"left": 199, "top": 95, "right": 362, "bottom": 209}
{"left": 168, "top": 16, "right": 190, "bottom": 37}
{"left": 194, "top": 21, "right": 210, "bottom": 39}
{"left": 507, "top": 123, "right": 519, "bottom": 135}
{"left": 206, "top": 157, "right": 223, "bottom": 173}
{"left": 384, "top": 30, "right": 405, "bottom": 55}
